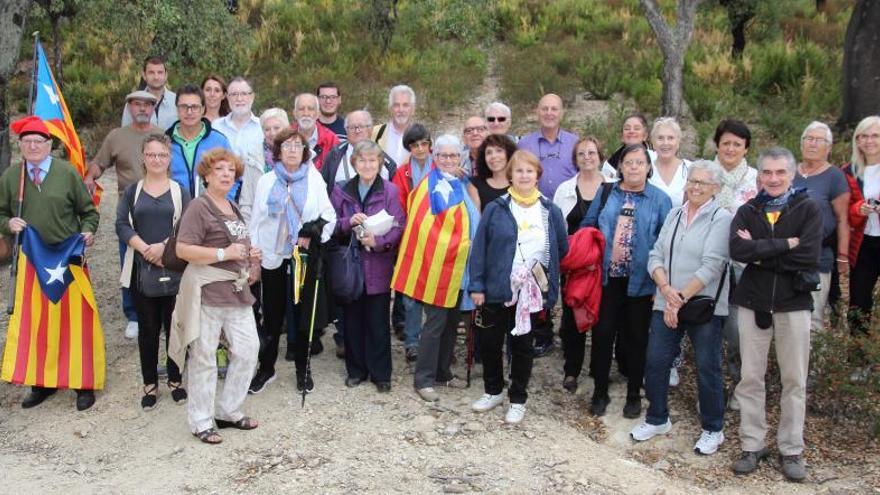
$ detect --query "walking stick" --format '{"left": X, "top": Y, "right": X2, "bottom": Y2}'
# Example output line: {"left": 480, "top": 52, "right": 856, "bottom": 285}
{"left": 301, "top": 249, "right": 322, "bottom": 408}
{"left": 466, "top": 309, "right": 475, "bottom": 388}
{"left": 7, "top": 161, "right": 27, "bottom": 315}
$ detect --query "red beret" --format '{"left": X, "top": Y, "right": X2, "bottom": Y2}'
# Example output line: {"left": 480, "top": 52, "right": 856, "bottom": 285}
{"left": 10, "top": 116, "right": 50, "bottom": 138}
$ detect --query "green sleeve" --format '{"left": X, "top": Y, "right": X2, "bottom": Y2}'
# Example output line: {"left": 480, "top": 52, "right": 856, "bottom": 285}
{"left": 71, "top": 170, "right": 99, "bottom": 233}
{"left": 0, "top": 167, "right": 20, "bottom": 237}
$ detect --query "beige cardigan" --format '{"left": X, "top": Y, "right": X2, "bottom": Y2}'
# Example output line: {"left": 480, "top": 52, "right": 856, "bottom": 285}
{"left": 168, "top": 264, "right": 249, "bottom": 369}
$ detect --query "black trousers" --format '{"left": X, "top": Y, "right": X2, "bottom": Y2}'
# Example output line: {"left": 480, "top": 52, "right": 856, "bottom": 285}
{"left": 258, "top": 260, "right": 297, "bottom": 375}
{"left": 850, "top": 235, "right": 880, "bottom": 334}
{"left": 392, "top": 290, "right": 406, "bottom": 330}
{"left": 478, "top": 304, "right": 536, "bottom": 404}
{"left": 130, "top": 266, "right": 181, "bottom": 385}
{"left": 591, "top": 277, "right": 653, "bottom": 398}
{"left": 343, "top": 292, "right": 392, "bottom": 382}
{"left": 560, "top": 303, "right": 587, "bottom": 378}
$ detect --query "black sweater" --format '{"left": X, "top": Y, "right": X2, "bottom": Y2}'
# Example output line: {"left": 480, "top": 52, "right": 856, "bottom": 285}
{"left": 728, "top": 189, "right": 822, "bottom": 313}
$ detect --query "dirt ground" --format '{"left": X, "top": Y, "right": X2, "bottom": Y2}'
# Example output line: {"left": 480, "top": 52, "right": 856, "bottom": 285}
{"left": 1, "top": 164, "right": 878, "bottom": 494}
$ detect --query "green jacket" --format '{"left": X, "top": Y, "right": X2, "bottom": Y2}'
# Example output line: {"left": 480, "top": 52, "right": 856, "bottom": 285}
{"left": 0, "top": 157, "right": 99, "bottom": 244}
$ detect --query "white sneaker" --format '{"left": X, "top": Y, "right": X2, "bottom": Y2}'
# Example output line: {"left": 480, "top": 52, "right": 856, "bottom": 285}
{"left": 416, "top": 387, "right": 439, "bottom": 402}
{"left": 124, "top": 321, "right": 139, "bottom": 339}
{"left": 505, "top": 404, "right": 526, "bottom": 424}
{"left": 471, "top": 393, "right": 504, "bottom": 413}
{"left": 669, "top": 367, "right": 680, "bottom": 387}
{"left": 630, "top": 420, "right": 672, "bottom": 441}
{"left": 694, "top": 430, "right": 725, "bottom": 455}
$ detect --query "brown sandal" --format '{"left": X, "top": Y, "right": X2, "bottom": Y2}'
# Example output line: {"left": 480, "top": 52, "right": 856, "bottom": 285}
{"left": 193, "top": 428, "right": 223, "bottom": 444}
{"left": 215, "top": 416, "right": 258, "bottom": 430}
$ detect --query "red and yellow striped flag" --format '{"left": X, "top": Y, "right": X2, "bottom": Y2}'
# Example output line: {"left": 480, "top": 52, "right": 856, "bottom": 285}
{"left": 392, "top": 171, "right": 472, "bottom": 308}
{"left": 1, "top": 229, "right": 105, "bottom": 390}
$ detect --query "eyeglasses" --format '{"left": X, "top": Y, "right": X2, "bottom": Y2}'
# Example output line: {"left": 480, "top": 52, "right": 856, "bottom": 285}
{"left": 177, "top": 103, "right": 203, "bottom": 113}
{"left": 318, "top": 94, "right": 339, "bottom": 101}
{"left": 576, "top": 151, "right": 599, "bottom": 158}
{"left": 802, "top": 136, "right": 828, "bottom": 145}
{"left": 436, "top": 153, "right": 460, "bottom": 161}
{"left": 486, "top": 116, "right": 507, "bottom": 123}
{"left": 622, "top": 160, "right": 648, "bottom": 168}
{"left": 345, "top": 124, "right": 370, "bottom": 132}
{"left": 227, "top": 91, "right": 253, "bottom": 99}
{"left": 20, "top": 137, "right": 49, "bottom": 146}
{"left": 463, "top": 126, "right": 488, "bottom": 135}
{"left": 281, "top": 142, "right": 305, "bottom": 151}
{"left": 144, "top": 152, "right": 170, "bottom": 160}
{"left": 686, "top": 179, "right": 714, "bottom": 187}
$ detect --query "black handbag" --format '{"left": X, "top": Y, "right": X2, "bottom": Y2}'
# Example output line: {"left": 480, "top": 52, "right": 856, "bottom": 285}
{"left": 136, "top": 257, "right": 181, "bottom": 297}
{"left": 327, "top": 234, "right": 365, "bottom": 304}
{"left": 667, "top": 209, "right": 728, "bottom": 326}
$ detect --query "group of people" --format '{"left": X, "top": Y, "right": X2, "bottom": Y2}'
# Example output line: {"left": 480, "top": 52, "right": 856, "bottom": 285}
{"left": 1, "top": 53, "right": 879, "bottom": 483}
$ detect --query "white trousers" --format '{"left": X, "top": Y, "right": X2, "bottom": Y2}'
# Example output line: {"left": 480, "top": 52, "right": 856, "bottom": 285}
{"left": 187, "top": 305, "right": 259, "bottom": 434}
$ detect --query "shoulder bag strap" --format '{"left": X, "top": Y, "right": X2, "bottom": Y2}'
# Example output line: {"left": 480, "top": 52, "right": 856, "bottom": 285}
{"left": 667, "top": 209, "right": 683, "bottom": 286}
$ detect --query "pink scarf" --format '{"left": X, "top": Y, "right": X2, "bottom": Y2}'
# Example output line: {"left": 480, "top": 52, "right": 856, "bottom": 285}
{"left": 505, "top": 264, "right": 543, "bottom": 336}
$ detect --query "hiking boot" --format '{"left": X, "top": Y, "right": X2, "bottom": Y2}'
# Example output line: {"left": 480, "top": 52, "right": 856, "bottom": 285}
{"left": 533, "top": 340, "right": 554, "bottom": 358}
{"left": 505, "top": 404, "right": 526, "bottom": 424}
{"left": 471, "top": 393, "right": 504, "bottom": 413}
{"left": 589, "top": 393, "right": 610, "bottom": 417}
{"left": 623, "top": 397, "right": 642, "bottom": 419}
{"left": 693, "top": 430, "right": 724, "bottom": 455}
{"left": 21, "top": 387, "right": 56, "bottom": 409}
{"left": 75, "top": 390, "right": 96, "bottom": 411}
{"left": 435, "top": 376, "right": 466, "bottom": 389}
{"left": 248, "top": 371, "right": 276, "bottom": 394}
{"left": 780, "top": 454, "right": 807, "bottom": 482}
{"left": 284, "top": 347, "right": 296, "bottom": 362}
{"left": 405, "top": 347, "right": 418, "bottom": 363}
{"left": 345, "top": 376, "right": 363, "bottom": 388}
{"left": 416, "top": 387, "right": 439, "bottom": 402}
{"left": 733, "top": 448, "right": 769, "bottom": 475}
{"left": 335, "top": 343, "right": 346, "bottom": 360}
{"left": 630, "top": 420, "right": 672, "bottom": 441}
{"left": 296, "top": 372, "right": 314, "bottom": 393}
{"left": 562, "top": 376, "right": 578, "bottom": 393}
{"left": 375, "top": 382, "right": 392, "bottom": 393}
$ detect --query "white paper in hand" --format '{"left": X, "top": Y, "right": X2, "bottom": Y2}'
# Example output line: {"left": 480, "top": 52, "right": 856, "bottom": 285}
{"left": 363, "top": 209, "right": 394, "bottom": 236}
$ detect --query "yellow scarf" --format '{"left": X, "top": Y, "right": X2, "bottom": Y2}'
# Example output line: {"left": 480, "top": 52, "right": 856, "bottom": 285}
{"left": 508, "top": 187, "right": 540, "bottom": 207}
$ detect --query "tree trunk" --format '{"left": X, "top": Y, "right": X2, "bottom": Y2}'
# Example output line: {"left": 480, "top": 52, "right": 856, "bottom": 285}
{"left": 0, "top": 0, "right": 34, "bottom": 176}
{"left": 731, "top": 20, "right": 747, "bottom": 57}
{"left": 640, "top": 0, "right": 702, "bottom": 119}
{"left": 839, "top": 0, "right": 880, "bottom": 130}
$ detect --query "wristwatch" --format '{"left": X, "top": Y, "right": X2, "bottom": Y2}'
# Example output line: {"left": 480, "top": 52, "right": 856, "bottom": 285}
{"left": 216, "top": 248, "right": 226, "bottom": 262}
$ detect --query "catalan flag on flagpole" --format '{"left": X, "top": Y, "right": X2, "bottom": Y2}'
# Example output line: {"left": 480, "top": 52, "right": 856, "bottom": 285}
{"left": 1, "top": 227, "right": 105, "bottom": 390}
{"left": 31, "top": 41, "right": 101, "bottom": 205}
{"left": 392, "top": 169, "right": 477, "bottom": 308}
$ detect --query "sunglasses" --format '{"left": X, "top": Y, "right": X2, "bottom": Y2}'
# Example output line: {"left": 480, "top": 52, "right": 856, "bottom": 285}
{"left": 486, "top": 116, "right": 507, "bottom": 123}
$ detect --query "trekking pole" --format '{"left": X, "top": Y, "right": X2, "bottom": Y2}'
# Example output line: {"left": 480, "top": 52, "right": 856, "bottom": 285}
{"left": 466, "top": 309, "right": 475, "bottom": 388}
{"left": 301, "top": 249, "right": 322, "bottom": 408}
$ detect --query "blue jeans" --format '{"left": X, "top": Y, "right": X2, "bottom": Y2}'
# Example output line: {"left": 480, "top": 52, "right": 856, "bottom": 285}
{"left": 118, "top": 239, "right": 138, "bottom": 322}
{"left": 645, "top": 311, "right": 725, "bottom": 432}
{"left": 403, "top": 295, "right": 423, "bottom": 350}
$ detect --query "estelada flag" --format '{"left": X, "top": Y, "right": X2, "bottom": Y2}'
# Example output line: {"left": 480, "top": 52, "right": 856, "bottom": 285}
{"left": 1, "top": 226, "right": 105, "bottom": 390}
{"left": 392, "top": 168, "right": 473, "bottom": 308}
{"left": 32, "top": 42, "right": 102, "bottom": 205}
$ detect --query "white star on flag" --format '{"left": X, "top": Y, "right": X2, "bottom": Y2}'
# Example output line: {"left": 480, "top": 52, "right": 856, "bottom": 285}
{"left": 42, "top": 83, "right": 60, "bottom": 105}
{"left": 45, "top": 262, "right": 67, "bottom": 285}
{"left": 434, "top": 178, "right": 453, "bottom": 204}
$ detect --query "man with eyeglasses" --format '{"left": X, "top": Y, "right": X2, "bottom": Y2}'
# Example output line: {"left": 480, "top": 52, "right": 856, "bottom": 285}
{"left": 316, "top": 81, "right": 346, "bottom": 141}
{"left": 373, "top": 85, "right": 417, "bottom": 167}
{"left": 291, "top": 93, "right": 340, "bottom": 171}
{"left": 166, "top": 84, "right": 232, "bottom": 199}
{"left": 0, "top": 116, "right": 100, "bottom": 411}
{"left": 85, "top": 90, "right": 165, "bottom": 338}
{"left": 214, "top": 77, "right": 265, "bottom": 223}
{"left": 460, "top": 116, "right": 489, "bottom": 176}
{"left": 321, "top": 110, "right": 397, "bottom": 195}
{"left": 517, "top": 93, "right": 578, "bottom": 357}
{"left": 485, "top": 101, "right": 518, "bottom": 143}
{"left": 121, "top": 55, "right": 177, "bottom": 131}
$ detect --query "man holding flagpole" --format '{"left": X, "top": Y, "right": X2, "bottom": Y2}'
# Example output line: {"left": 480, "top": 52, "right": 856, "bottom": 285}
{"left": 0, "top": 116, "right": 103, "bottom": 411}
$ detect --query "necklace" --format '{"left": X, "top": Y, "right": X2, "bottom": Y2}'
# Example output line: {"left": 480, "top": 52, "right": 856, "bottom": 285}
{"left": 798, "top": 162, "right": 826, "bottom": 178}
